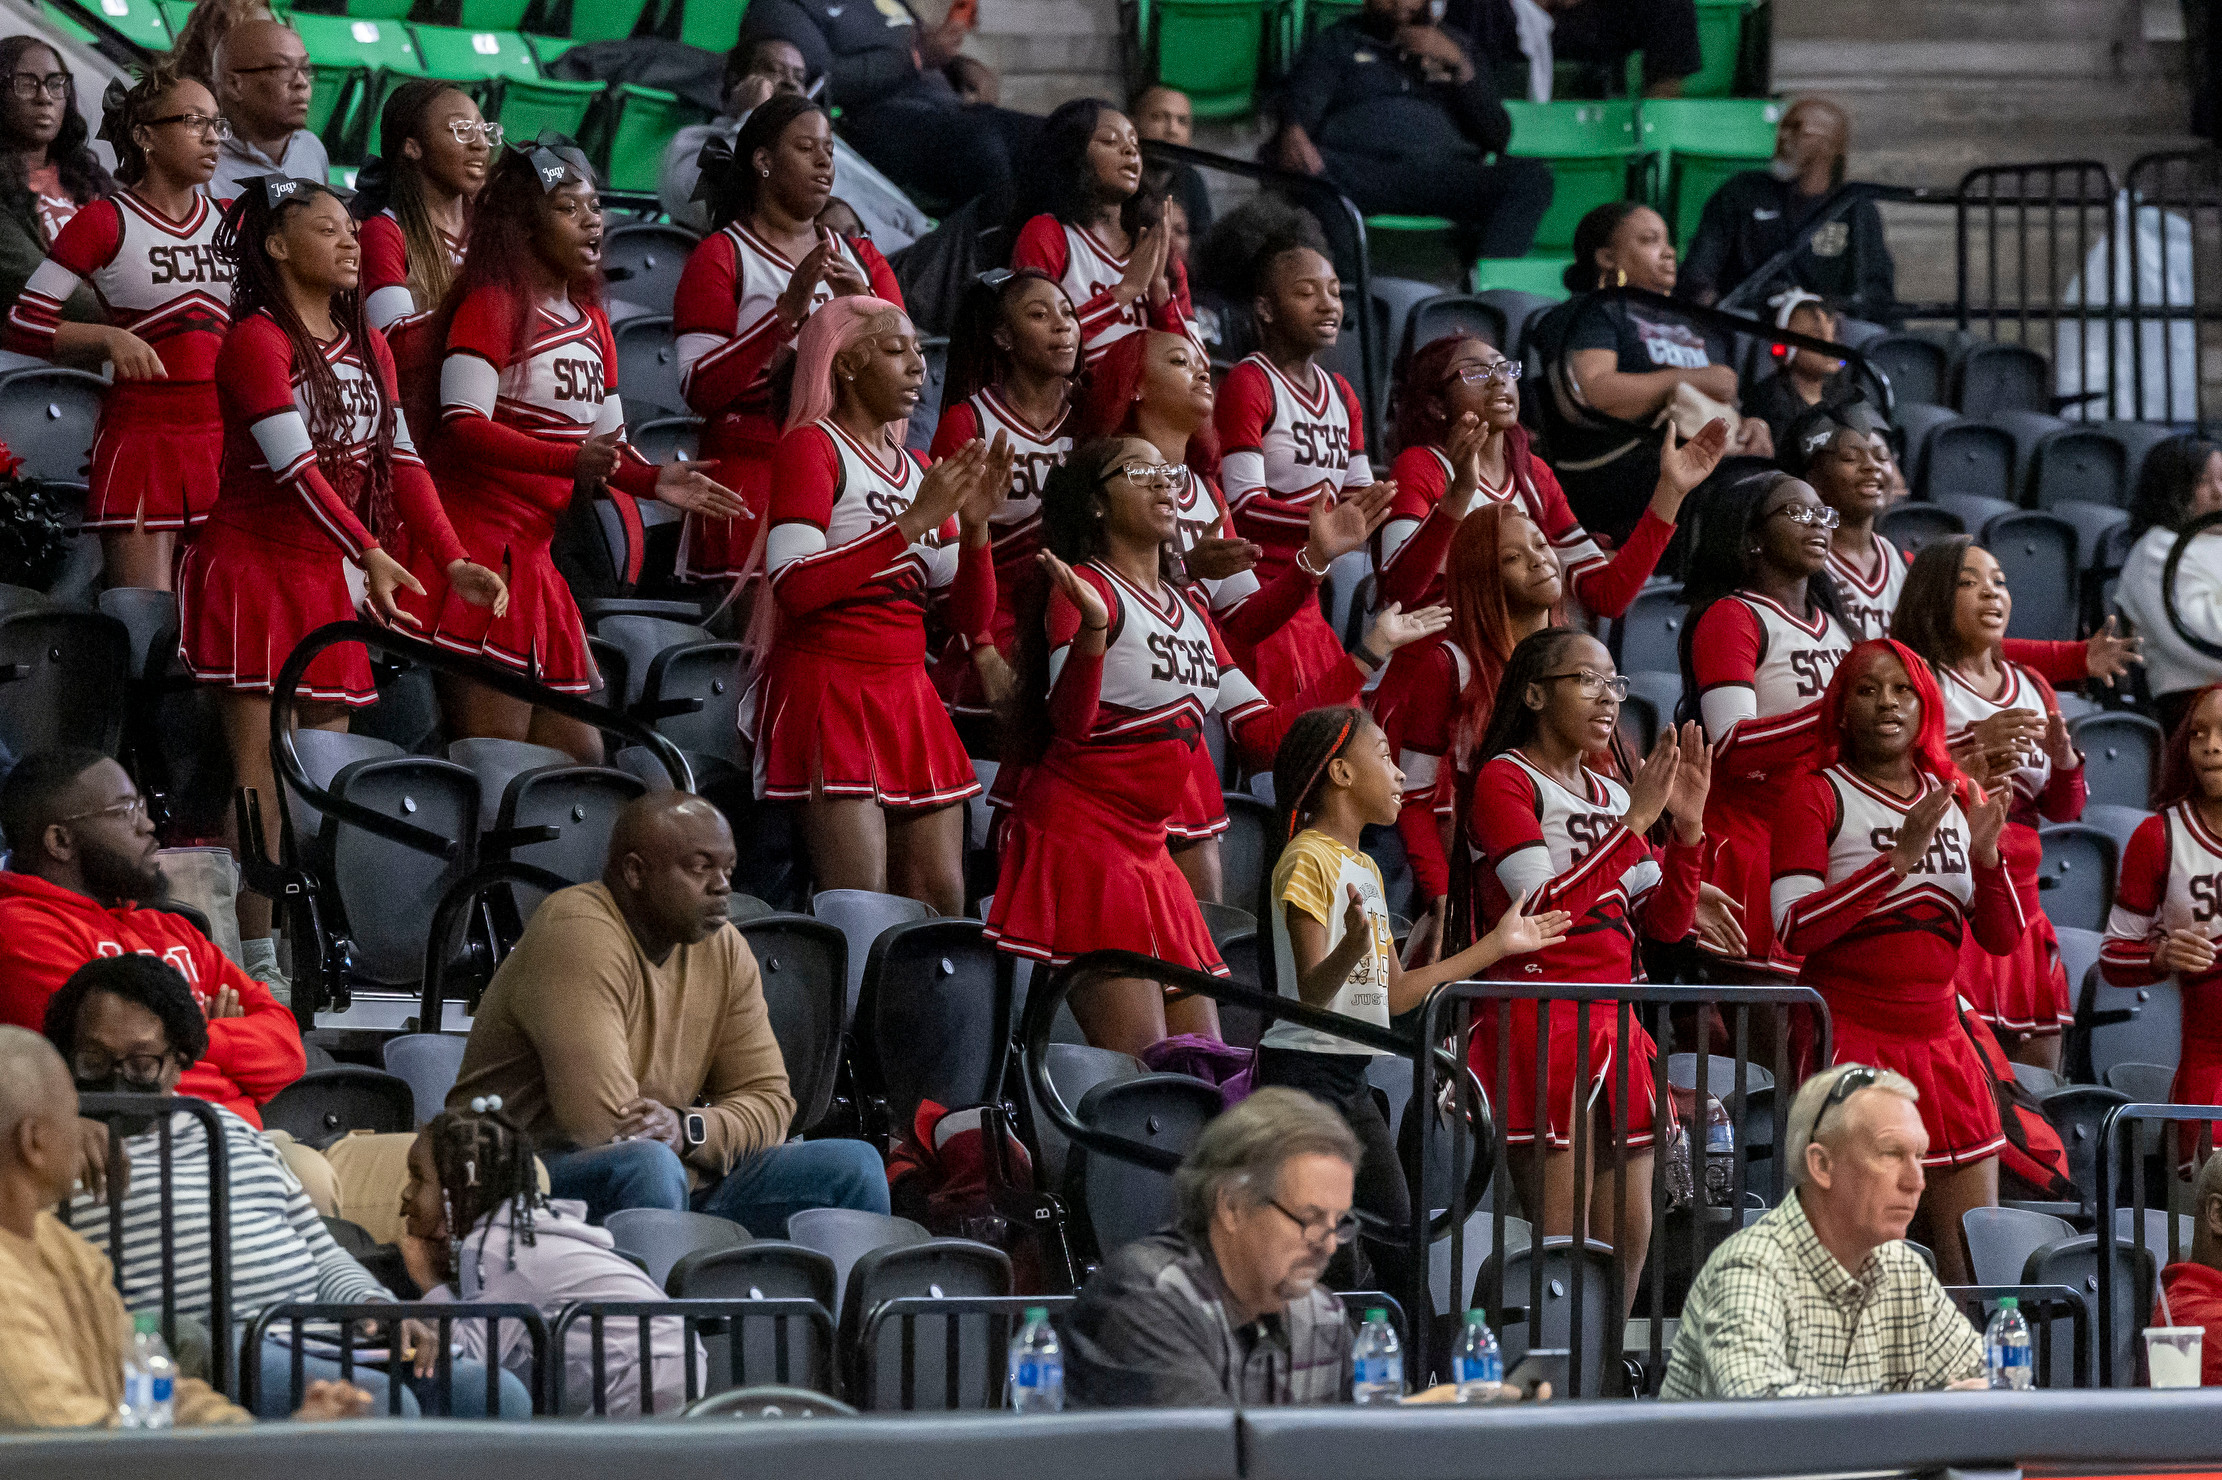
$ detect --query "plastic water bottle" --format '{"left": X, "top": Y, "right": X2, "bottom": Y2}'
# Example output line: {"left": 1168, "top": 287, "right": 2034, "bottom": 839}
{"left": 1985, "top": 1296, "right": 2033, "bottom": 1390}
{"left": 1351, "top": 1308, "right": 1404, "bottom": 1404}
{"left": 1007, "top": 1306, "right": 1064, "bottom": 1412}
{"left": 1702, "top": 1097, "right": 1736, "bottom": 1207}
{"left": 1450, "top": 1310, "right": 1502, "bottom": 1401}
{"left": 120, "top": 1313, "right": 176, "bottom": 1429}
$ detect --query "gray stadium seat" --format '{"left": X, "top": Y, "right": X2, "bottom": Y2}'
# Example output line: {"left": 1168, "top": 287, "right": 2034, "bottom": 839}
{"left": 1876, "top": 501, "right": 1964, "bottom": 555}
{"left": 2078, "top": 803, "right": 2151, "bottom": 858}
{"left": 2071, "top": 712, "right": 2161, "bottom": 810}
{"left": 839, "top": 1239, "right": 1014, "bottom": 1410}
{"left": 0, "top": 608, "right": 129, "bottom": 758}
{"left": 1477, "top": 1236, "right": 1619, "bottom": 1398}
{"left": 316, "top": 755, "right": 480, "bottom": 988}
{"left": 261, "top": 1066, "right": 416, "bottom": 1148}
{"left": 2035, "top": 823, "right": 2116, "bottom": 934}
{"left": 444, "top": 736, "right": 574, "bottom": 833}
{"left": 1074, "top": 1073, "right": 1222, "bottom": 1258}
{"left": 1219, "top": 794, "right": 1276, "bottom": 923}
{"left": 2038, "top": 1084, "right": 2131, "bottom": 1207}
{"left": 1954, "top": 343, "right": 2050, "bottom": 418}
{"left": 2022, "top": 1231, "right": 2153, "bottom": 1386}
{"left": 0, "top": 367, "right": 104, "bottom": 482}
{"left": 1610, "top": 583, "right": 1685, "bottom": 677}
{"left": 812, "top": 888, "right": 929, "bottom": 1024}
{"left": 606, "top": 1208, "right": 751, "bottom": 1289}
{"left": 380, "top": 1032, "right": 468, "bottom": 1124}
{"left": 1922, "top": 421, "right": 2017, "bottom": 505}
{"left": 592, "top": 613, "right": 712, "bottom": 711}
{"left": 668, "top": 1240, "right": 837, "bottom": 1306}
{"left": 1869, "top": 333, "right": 1951, "bottom": 408}
{"left": 785, "top": 1207, "right": 930, "bottom": 1314}
{"left": 631, "top": 414, "right": 704, "bottom": 464}
{"left": 1980, "top": 510, "right": 2078, "bottom": 640}
{"left": 2031, "top": 427, "right": 2130, "bottom": 510}
{"left": 602, "top": 222, "right": 699, "bottom": 317}
{"left": 1029, "top": 1044, "right": 1146, "bottom": 1195}
{"left": 737, "top": 914, "right": 847, "bottom": 1136}
{"left": 614, "top": 313, "right": 686, "bottom": 424}
{"left": 639, "top": 641, "right": 745, "bottom": 766}
{"left": 868, "top": 918, "right": 1009, "bottom": 1135}
{"left": 1962, "top": 1205, "right": 2074, "bottom": 1286}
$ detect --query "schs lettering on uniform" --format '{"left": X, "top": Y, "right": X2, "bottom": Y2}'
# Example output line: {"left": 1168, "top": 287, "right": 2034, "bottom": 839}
{"left": 1145, "top": 631, "right": 1218, "bottom": 689}
{"left": 1288, "top": 417, "right": 1350, "bottom": 472}
{"left": 550, "top": 355, "right": 606, "bottom": 404}
{"left": 1564, "top": 810, "right": 1620, "bottom": 862}
{"left": 1866, "top": 822, "right": 1969, "bottom": 878}
{"left": 2191, "top": 874, "right": 2222, "bottom": 924}
{"left": 146, "top": 241, "right": 231, "bottom": 287}
{"left": 1790, "top": 646, "right": 1841, "bottom": 700}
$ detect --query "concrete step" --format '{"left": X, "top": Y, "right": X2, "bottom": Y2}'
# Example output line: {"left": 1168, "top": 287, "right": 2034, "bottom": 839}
{"left": 1775, "top": 0, "right": 2139, "bottom": 43}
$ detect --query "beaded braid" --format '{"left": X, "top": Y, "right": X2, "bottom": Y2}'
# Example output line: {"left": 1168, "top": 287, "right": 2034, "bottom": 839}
{"left": 424, "top": 1098, "right": 541, "bottom": 1282}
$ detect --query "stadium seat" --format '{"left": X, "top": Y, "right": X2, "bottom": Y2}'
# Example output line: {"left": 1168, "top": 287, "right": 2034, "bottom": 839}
{"left": 604, "top": 223, "right": 700, "bottom": 318}
{"left": 605, "top": 1208, "right": 751, "bottom": 1288}
{"left": 1028, "top": 1043, "right": 1146, "bottom": 1194}
{"left": 2043, "top": 500, "right": 2128, "bottom": 576}
{"left": 1875, "top": 501, "right": 1964, "bottom": 555}
{"left": 1150, "top": 0, "right": 1268, "bottom": 118}
{"left": 2094, "top": 419, "right": 2188, "bottom": 495}
{"left": 1684, "top": 0, "right": 1756, "bottom": 97}
{"left": 2023, "top": 1231, "right": 2153, "bottom": 1386}
{"left": 738, "top": 914, "right": 847, "bottom": 1136}
{"left": 2105, "top": 1061, "right": 2176, "bottom": 1107}
{"left": 638, "top": 641, "right": 745, "bottom": 766}
{"left": 1073, "top": 1073, "right": 1222, "bottom": 1258}
{"left": 0, "top": 608, "right": 129, "bottom": 758}
{"left": 728, "top": 891, "right": 774, "bottom": 921}
{"left": 1469, "top": 257, "right": 1573, "bottom": 299}
{"left": 261, "top": 1066, "right": 417, "bottom": 1148}
{"left": 2075, "top": 961, "right": 2179, "bottom": 1084}
{"left": 867, "top": 918, "right": 1008, "bottom": 1136}
{"left": 1638, "top": 98, "right": 1783, "bottom": 245}
{"left": 1609, "top": 582, "right": 1684, "bottom": 675}
{"left": 2011, "top": 1062, "right": 2062, "bottom": 1096}
{"left": 2070, "top": 712, "right": 2161, "bottom": 810}
{"left": 283, "top": 729, "right": 405, "bottom": 855}
{"left": 632, "top": 415, "right": 703, "bottom": 463}
{"left": 1962, "top": 1205, "right": 2074, "bottom": 1286}
{"left": 668, "top": 1240, "right": 838, "bottom": 1306}
{"left": 614, "top": 314, "right": 686, "bottom": 424}
{"left": 455, "top": 0, "right": 531, "bottom": 24}
{"left": 1954, "top": 343, "right": 2051, "bottom": 418}
{"left": 444, "top": 735, "right": 573, "bottom": 832}
{"left": 2030, "top": 427, "right": 2130, "bottom": 510}
{"left": 1868, "top": 333, "right": 1952, "bottom": 408}
{"left": 1398, "top": 294, "right": 1510, "bottom": 366}
{"left": 398, "top": 26, "right": 606, "bottom": 142}
{"left": 812, "top": 888, "right": 929, "bottom": 1023}
{"left": 2078, "top": 803, "right": 2153, "bottom": 858}
{"left": 1892, "top": 401, "right": 1960, "bottom": 487}
{"left": 2034, "top": 822, "right": 2116, "bottom": 934}
{"left": 1981, "top": 511, "right": 2078, "bottom": 640}
{"left": 380, "top": 1032, "right": 468, "bottom": 1124}
{"left": 288, "top": 14, "right": 424, "bottom": 152}
{"left": 63, "top": 0, "right": 171, "bottom": 51}
{"left": 1476, "top": 1236, "right": 1618, "bottom": 1397}
{"left": 1620, "top": 670, "right": 1681, "bottom": 751}
{"left": 491, "top": 764, "right": 647, "bottom": 904}
{"left": 1502, "top": 101, "right": 1644, "bottom": 254}
{"left": 676, "top": 0, "right": 748, "bottom": 54}
{"left": 313, "top": 753, "right": 481, "bottom": 988}
{"left": 1921, "top": 419, "right": 2017, "bottom": 505}
{"left": 785, "top": 1207, "right": 930, "bottom": 1314}
{"left": 565, "top": 0, "right": 651, "bottom": 40}
{"left": 590, "top": 612, "right": 709, "bottom": 709}
{"left": 1218, "top": 793, "right": 1276, "bottom": 920}
{"left": 1931, "top": 491, "right": 2016, "bottom": 539}
{"left": 347, "top": 0, "right": 415, "bottom": 18}
{"left": 601, "top": 85, "right": 707, "bottom": 193}
{"left": 1987, "top": 408, "right": 2068, "bottom": 488}
{"left": 1473, "top": 288, "right": 1563, "bottom": 356}
{"left": 0, "top": 367, "right": 104, "bottom": 483}
{"left": 96, "top": 587, "right": 180, "bottom": 683}
{"left": 839, "top": 1240, "right": 1014, "bottom": 1410}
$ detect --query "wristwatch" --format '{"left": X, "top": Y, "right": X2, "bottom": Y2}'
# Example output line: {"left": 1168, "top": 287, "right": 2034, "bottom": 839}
{"left": 683, "top": 1111, "right": 708, "bottom": 1148}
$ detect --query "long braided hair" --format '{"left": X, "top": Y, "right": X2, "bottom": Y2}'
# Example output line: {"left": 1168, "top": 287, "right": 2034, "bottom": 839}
{"left": 216, "top": 179, "right": 401, "bottom": 537}
{"left": 1254, "top": 705, "right": 1370, "bottom": 995}
{"left": 422, "top": 1100, "right": 541, "bottom": 1283}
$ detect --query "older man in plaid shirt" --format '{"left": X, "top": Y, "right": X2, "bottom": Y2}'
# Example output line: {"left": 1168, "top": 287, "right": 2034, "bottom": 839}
{"left": 1664, "top": 1063, "right": 1988, "bottom": 1398}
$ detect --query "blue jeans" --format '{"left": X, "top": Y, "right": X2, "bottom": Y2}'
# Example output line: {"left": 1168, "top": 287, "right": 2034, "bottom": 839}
{"left": 253, "top": 1336, "right": 534, "bottom": 1419}
{"left": 541, "top": 1137, "right": 889, "bottom": 1235}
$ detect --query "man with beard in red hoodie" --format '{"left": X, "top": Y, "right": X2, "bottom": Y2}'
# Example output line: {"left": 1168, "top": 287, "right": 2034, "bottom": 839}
{"left": 0, "top": 749, "right": 304, "bottom": 1126}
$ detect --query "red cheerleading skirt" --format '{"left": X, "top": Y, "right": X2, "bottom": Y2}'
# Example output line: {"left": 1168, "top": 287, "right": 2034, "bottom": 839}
{"left": 397, "top": 491, "right": 598, "bottom": 694}
{"left": 1824, "top": 985, "right": 2006, "bottom": 1168}
{"left": 1957, "top": 822, "right": 2072, "bottom": 1035}
{"left": 84, "top": 381, "right": 221, "bottom": 531}
{"left": 1239, "top": 599, "right": 1347, "bottom": 706}
{"left": 985, "top": 750, "right": 1225, "bottom": 975}
{"left": 1168, "top": 738, "right": 1229, "bottom": 842}
{"left": 677, "top": 417, "right": 773, "bottom": 582}
{"left": 1700, "top": 788, "right": 1796, "bottom": 979}
{"left": 753, "top": 642, "right": 980, "bottom": 808}
{"left": 177, "top": 517, "right": 377, "bottom": 705}
{"left": 1469, "top": 997, "right": 1660, "bottom": 1151}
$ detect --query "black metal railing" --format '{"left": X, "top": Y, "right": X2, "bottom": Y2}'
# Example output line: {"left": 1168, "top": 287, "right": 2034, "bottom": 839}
{"left": 2125, "top": 149, "right": 2222, "bottom": 423}
{"left": 1943, "top": 1284, "right": 2092, "bottom": 1389}
{"left": 551, "top": 1298, "right": 837, "bottom": 1415}
{"left": 415, "top": 859, "right": 575, "bottom": 1029}
{"left": 242, "top": 1300, "right": 549, "bottom": 1416}
{"left": 65, "top": 1093, "right": 233, "bottom": 1394}
{"left": 856, "top": 1294, "right": 1076, "bottom": 1411}
{"left": 2096, "top": 1101, "right": 2220, "bottom": 1385}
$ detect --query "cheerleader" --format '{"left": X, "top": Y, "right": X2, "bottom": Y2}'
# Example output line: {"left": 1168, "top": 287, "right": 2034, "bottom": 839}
{"left": 1006, "top": 98, "right": 1198, "bottom": 366}
{"left": 2102, "top": 684, "right": 2222, "bottom": 1158}
{"left": 928, "top": 268, "right": 1079, "bottom": 739}
{"left": 1257, "top": 705, "right": 1571, "bottom": 1298}
{"left": 1893, "top": 536, "right": 2086, "bottom": 1071}
{"left": 178, "top": 177, "right": 507, "bottom": 946}
{"left": 1377, "top": 333, "right": 1717, "bottom": 618}
{"left": 758, "top": 297, "right": 1011, "bottom": 916}
{"left": 986, "top": 434, "right": 1447, "bottom": 1056}
{"left": 6, "top": 65, "right": 230, "bottom": 590}
{"left": 405, "top": 139, "right": 742, "bottom": 763}
{"left": 1770, "top": 638, "right": 2017, "bottom": 1284}
{"left": 1678, "top": 472, "right": 1859, "bottom": 980}
{"left": 1066, "top": 326, "right": 1389, "bottom": 901}
{"left": 1456, "top": 628, "right": 1711, "bottom": 1302}
{"left": 672, "top": 93, "right": 901, "bottom": 583}
{"left": 1213, "top": 235, "right": 1382, "bottom": 701}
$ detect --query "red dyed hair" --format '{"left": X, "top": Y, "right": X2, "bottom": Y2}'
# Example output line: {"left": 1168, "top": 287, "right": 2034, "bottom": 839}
{"left": 1392, "top": 333, "right": 1483, "bottom": 455}
{"left": 2155, "top": 682, "right": 2222, "bottom": 809}
{"left": 1813, "top": 639, "right": 1973, "bottom": 802}
{"left": 1075, "top": 329, "right": 1219, "bottom": 476}
{"left": 1445, "top": 502, "right": 1563, "bottom": 767}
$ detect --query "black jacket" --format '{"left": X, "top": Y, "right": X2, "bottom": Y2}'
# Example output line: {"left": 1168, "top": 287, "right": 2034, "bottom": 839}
{"left": 1280, "top": 16, "right": 1511, "bottom": 159}
{"left": 1677, "top": 170, "right": 1897, "bottom": 325}
{"left": 737, "top": 0, "right": 955, "bottom": 115}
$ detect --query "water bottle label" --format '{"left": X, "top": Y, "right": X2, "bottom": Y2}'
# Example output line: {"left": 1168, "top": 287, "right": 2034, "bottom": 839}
{"left": 1355, "top": 1357, "right": 1393, "bottom": 1386}
{"left": 1991, "top": 1344, "right": 2031, "bottom": 1369}
{"left": 150, "top": 1375, "right": 173, "bottom": 1404}
{"left": 1017, "top": 1359, "right": 1042, "bottom": 1388}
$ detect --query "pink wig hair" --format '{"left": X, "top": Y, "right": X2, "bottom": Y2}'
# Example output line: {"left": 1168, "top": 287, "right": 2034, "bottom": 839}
{"left": 783, "top": 295, "right": 910, "bottom": 435}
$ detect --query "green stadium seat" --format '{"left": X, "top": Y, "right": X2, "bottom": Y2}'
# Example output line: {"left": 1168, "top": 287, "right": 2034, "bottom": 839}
{"left": 458, "top": 0, "right": 532, "bottom": 24}
{"left": 1367, "top": 215, "right": 1455, "bottom": 234}
{"left": 498, "top": 74, "right": 609, "bottom": 141}
{"left": 566, "top": 0, "right": 650, "bottom": 40}
{"left": 329, "top": 164, "right": 359, "bottom": 188}
{"left": 1501, "top": 99, "right": 1646, "bottom": 253}
{"left": 156, "top": 0, "right": 193, "bottom": 34}
{"left": 1470, "top": 255, "right": 1573, "bottom": 298}
{"left": 345, "top": 0, "right": 415, "bottom": 18}
{"left": 290, "top": 13, "right": 423, "bottom": 153}
{"left": 1151, "top": 0, "right": 1269, "bottom": 119}
{"left": 410, "top": 23, "right": 540, "bottom": 82}
{"left": 45, "top": 4, "right": 98, "bottom": 42}
{"left": 527, "top": 34, "right": 582, "bottom": 66}
{"left": 63, "top": 0, "right": 170, "bottom": 51}
{"left": 600, "top": 83, "right": 706, "bottom": 193}
{"left": 677, "top": 0, "right": 746, "bottom": 54}
{"left": 1639, "top": 97, "right": 1783, "bottom": 244}
{"left": 1683, "top": 0, "right": 1753, "bottom": 99}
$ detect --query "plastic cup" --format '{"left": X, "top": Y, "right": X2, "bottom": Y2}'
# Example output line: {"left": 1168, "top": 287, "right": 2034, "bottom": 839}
{"left": 2144, "top": 1327, "right": 2203, "bottom": 1388}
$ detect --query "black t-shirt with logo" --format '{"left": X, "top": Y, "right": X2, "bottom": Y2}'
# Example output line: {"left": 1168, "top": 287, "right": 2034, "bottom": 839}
{"left": 1677, "top": 169, "right": 1896, "bottom": 324}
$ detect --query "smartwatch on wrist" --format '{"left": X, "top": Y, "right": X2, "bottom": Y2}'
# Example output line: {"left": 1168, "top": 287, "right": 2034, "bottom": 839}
{"left": 683, "top": 1111, "right": 708, "bottom": 1149}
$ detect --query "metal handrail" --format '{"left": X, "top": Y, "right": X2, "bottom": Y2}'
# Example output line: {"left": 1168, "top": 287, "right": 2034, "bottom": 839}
{"left": 416, "top": 859, "right": 576, "bottom": 1028}
{"left": 2095, "top": 1101, "right": 2220, "bottom": 1385}
{"left": 551, "top": 1297, "right": 837, "bottom": 1414}
{"left": 242, "top": 1299, "right": 550, "bottom": 1415}
{"left": 857, "top": 1294, "right": 1077, "bottom": 1411}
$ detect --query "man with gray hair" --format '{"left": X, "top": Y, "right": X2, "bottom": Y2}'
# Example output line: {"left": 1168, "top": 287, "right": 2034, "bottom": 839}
{"left": 1064, "top": 1087, "right": 1364, "bottom": 1406}
{"left": 1662, "top": 1062, "right": 1986, "bottom": 1398}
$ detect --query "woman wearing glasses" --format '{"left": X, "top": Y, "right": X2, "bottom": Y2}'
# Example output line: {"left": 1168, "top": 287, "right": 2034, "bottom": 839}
{"left": 354, "top": 82, "right": 492, "bottom": 404}
{"left": 1770, "top": 638, "right": 2016, "bottom": 1283}
{"left": 1677, "top": 472, "right": 1859, "bottom": 982}
{"left": 6, "top": 63, "right": 230, "bottom": 591}
{"left": 1892, "top": 536, "right": 2087, "bottom": 1072}
{"left": 1454, "top": 627, "right": 1712, "bottom": 1304}
{"left": 0, "top": 40, "right": 109, "bottom": 331}
{"left": 673, "top": 94, "right": 901, "bottom": 586}
{"left": 987, "top": 435, "right": 1447, "bottom": 1056}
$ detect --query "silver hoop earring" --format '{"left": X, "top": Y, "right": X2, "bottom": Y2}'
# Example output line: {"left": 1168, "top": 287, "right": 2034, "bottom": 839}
{"left": 760, "top": 166, "right": 770, "bottom": 177}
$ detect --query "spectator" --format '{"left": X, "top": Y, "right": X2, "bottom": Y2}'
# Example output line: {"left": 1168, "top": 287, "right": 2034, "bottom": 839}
{"left": 0, "top": 1024, "right": 359, "bottom": 1428}
{"left": 0, "top": 38, "right": 108, "bottom": 332}
{"left": 1129, "top": 83, "right": 1212, "bottom": 243}
{"left": 2155, "top": 1151, "right": 2222, "bottom": 1385}
{"left": 1449, "top": 0, "right": 1702, "bottom": 99}
{"left": 1778, "top": 398, "right": 1893, "bottom": 639}
{"left": 1663, "top": 1062, "right": 1989, "bottom": 1398}
{"left": 207, "top": 18, "right": 327, "bottom": 198}
{"left": 1271, "top": 0, "right": 1551, "bottom": 261}
{"left": 736, "top": 0, "right": 1038, "bottom": 213}
{"left": 0, "top": 750, "right": 304, "bottom": 1126}
{"left": 44, "top": 955, "right": 529, "bottom": 1417}
{"left": 657, "top": 36, "right": 808, "bottom": 231}
{"left": 1538, "top": 202, "right": 1771, "bottom": 544}
{"left": 399, "top": 1104, "right": 700, "bottom": 1417}
{"left": 1679, "top": 98, "right": 1896, "bottom": 326}
{"left": 1743, "top": 291, "right": 1848, "bottom": 449}
{"left": 1063, "top": 1086, "right": 1363, "bottom": 1405}
{"left": 2117, "top": 435, "right": 2222, "bottom": 735}
{"left": 447, "top": 791, "right": 888, "bottom": 1229}
{"left": 169, "top": 0, "right": 274, "bottom": 88}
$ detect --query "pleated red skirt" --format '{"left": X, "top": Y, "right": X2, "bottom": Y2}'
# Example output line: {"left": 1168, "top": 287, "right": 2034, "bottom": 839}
{"left": 1957, "top": 822, "right": 2073, "bottom": 1035}
{"left": 178, "top": 518, "right": 376, "bottom": 705}
{"left": 1828, "top": 993, "right": 2007, "bottom": 1168}
{"left": 397, "top": 496, "right": 598, "bottom": 694}
{"left": 84, "top": 382, "right": 221, "bottom": 531}
{"left": 1469, "top": 998, "right": 1660, "bottom": 1151}
{"left": 754, "top": 643, "right": 979, "bottom": 808}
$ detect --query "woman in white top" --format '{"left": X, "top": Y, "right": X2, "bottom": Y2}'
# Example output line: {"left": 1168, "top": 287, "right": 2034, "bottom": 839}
{"left": 2116, "top": 434, "right": 2222, "bottom": 735}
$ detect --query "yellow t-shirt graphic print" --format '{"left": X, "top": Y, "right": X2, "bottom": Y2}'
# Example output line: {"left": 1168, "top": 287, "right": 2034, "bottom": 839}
{"left": 1264, "top": 828, "right": 1394, "bottom": 1056}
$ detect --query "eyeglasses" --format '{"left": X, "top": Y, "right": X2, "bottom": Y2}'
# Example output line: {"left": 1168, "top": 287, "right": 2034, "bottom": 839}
{"left": 1770, "top": 503, "right": 1841, "bottom": 529}
{"left": 1456, "top": 361, "right": 1523, "bottom": 385}
{"left": 144, "top": 112, "right": 233, "bottom": 141}
{"left": 59, "top": 795, "right": 149, "bottom": 826}
{"left": 1540, "top": 669, "right": 1630, "bottom": 702}
{"left": 448, "top": 119, "right": 504, "bottom": 146}
{"left": 1267, "top": 1197, "right": 1359, "bottom": 1246}
{"left": 73, "top": 1049, "right": 171, "bottom": 1083}
{"left": 8, "top": 72, "right": 70, "bottom": 101}
{"left": 1105, "top": 461, "right": 1181, "bottom": 489}
{"left": 229, "top": 61, "right": 313, "bottom": 85}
